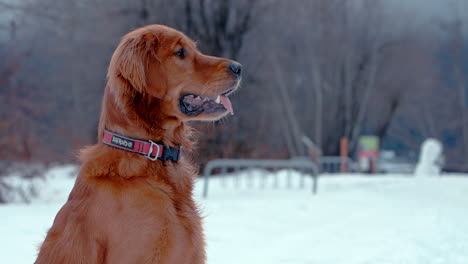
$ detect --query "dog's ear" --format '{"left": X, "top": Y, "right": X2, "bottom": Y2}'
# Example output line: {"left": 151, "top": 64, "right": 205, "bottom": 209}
{"left": 146, "top": 51, "right": 167, "bottom": 99}
{"left": 108, "top": 32, "right": 159, "bottom": 94}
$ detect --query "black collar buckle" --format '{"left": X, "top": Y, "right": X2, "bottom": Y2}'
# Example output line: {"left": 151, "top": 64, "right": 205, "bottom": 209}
{"left": 162, "top": 146, "right": 180, "bottom": 161}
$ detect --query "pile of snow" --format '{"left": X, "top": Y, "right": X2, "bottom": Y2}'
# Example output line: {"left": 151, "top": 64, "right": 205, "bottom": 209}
{"left": 0, "top": 165, "right": 77, "bottom": 203}
{"left": 415, "top": 138, "right": 444, "bottom": 176}
{"left": 1, "top": 165, "right": 468, "bottom": 264}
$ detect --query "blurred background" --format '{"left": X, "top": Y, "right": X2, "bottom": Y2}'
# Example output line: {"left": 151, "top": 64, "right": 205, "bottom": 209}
{"left": 1, "top": 0, "right": 467, "bottom": 171}
{"left": 1, "top": 0, "right": 468, "bottom": 263}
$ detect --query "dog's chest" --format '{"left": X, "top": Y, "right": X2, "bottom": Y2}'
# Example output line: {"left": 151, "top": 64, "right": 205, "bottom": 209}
{"left": 164, "top": 204, "right": 205, "bottom": 263}
{"left": 143, "top": 193, "right": 204, "bottom": 263}
{"left": 101, "top": 181, "right": 205, "bottom": 263}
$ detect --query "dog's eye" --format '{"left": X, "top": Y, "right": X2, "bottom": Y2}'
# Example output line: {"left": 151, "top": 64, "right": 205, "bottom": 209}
{"left": 175, "top": 48, "right": 185, "bottom": 59}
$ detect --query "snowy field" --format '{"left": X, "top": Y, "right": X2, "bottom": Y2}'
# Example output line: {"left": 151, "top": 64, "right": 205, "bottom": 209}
{"left": 1, "top": 166, "right": 468, "bottom": 264}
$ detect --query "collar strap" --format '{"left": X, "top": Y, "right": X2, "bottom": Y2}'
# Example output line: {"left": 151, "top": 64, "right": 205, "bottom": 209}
{"left": 102, "top": 130, "right": 180, "bottom": 161}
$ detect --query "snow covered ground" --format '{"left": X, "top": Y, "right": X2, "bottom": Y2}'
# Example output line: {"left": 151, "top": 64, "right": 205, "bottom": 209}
{"left": 1, "top": 166, "right": 468, "bottom": 264}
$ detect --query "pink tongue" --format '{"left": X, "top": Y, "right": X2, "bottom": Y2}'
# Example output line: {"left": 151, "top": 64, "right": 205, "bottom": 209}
{"left": 219, "top": 95, "right": 234, "bottom": 115}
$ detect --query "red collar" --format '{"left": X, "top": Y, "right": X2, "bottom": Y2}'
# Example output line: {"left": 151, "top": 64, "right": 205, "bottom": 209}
{"left": 102, "top": 130, "right": 180, "bottom": 161}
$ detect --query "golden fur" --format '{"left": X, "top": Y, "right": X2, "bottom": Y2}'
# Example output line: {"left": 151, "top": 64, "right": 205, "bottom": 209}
{"left": 35, "top": 24, "right": 240, "bottom": 264}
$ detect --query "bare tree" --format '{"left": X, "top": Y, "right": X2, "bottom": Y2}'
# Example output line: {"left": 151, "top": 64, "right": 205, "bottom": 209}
{"left": 445, "top": 0, "right": 468, "bottom": 168}
{"left": 176, "top": 0, "right": 261, "bottom": 59}
{"left": 0, "top": 0, "right": 465, "bottom": 171}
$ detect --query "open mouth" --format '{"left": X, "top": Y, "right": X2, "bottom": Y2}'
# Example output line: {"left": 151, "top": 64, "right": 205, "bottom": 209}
{"left": 179, "top": 89, "right": 235, "bottom": 116}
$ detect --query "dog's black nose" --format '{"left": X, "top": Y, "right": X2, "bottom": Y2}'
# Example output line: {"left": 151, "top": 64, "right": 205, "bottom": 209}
{"left": 228, "top": 62, "right": 242, "bottom": 77}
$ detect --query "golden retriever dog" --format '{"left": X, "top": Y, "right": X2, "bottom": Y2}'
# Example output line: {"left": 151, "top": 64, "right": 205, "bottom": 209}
{"left": 35, "top": 24, "right": 242, "bottom": 264}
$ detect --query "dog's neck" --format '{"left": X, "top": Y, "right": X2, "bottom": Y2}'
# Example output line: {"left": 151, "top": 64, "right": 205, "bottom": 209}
{"left": 97, "top": 85, "right": 193, "bottom": 150}
{"left": 80, "top": 85, "right": 196, "bottom": 183}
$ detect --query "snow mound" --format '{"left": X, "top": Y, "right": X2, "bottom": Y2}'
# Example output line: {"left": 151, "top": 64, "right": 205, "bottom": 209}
{"left": 415, "top": 138, "right": 443, "bottom": 176}
{"left": 0, "top": 165, "right": 77, "bottom": 204}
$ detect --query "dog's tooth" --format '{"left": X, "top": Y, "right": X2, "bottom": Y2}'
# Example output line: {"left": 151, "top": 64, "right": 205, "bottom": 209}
{"left": 215, "top": 95, "right": 221, "bottom": 104}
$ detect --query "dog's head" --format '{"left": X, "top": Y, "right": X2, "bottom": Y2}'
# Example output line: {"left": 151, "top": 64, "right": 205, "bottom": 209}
{"left": 107, "top": 25, "right": 242, "bottom": 122}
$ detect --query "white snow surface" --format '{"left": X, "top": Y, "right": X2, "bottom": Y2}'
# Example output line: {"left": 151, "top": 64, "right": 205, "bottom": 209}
{"left": 1, "top": 165, "right": 468, "bottom": 264}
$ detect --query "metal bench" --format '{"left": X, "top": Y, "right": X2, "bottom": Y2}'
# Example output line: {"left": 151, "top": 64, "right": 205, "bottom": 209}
{"left": 202, "top": 158, "right": 319, "bottom": 198}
